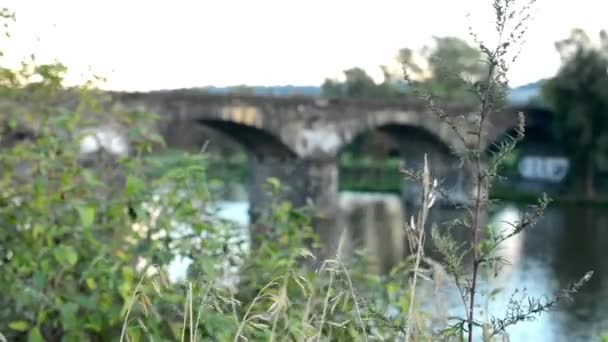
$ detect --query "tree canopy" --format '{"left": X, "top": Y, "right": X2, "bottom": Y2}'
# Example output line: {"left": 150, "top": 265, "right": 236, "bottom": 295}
{"left": 400, "top": 36, "right": 488, "bottom": 104}
{"left": 321, "top": 67, "right": 406, "bottom": 99}
{"left": 542, "top": 29, "right": 608, "bottom": 196}
{"left": 321, "top": 36, "right": 487, "bottom": 104}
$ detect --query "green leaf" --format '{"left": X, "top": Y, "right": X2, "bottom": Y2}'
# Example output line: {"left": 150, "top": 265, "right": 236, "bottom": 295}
{"left": 86, "top": 277, "right": 97, "bottom": 289}
{"left": 27, "top": 327, "right": 44, "bottom": 342}
{"left": 37, "top": 310, "right": 48, "bottom": 325}
{"left": 9, "top": 320, "right": 29, "bottom": 331}
{"left": 33, "top": 271, "right": 46, "bottom": 290}
{"left": 32, "top": 223, "right": 44, "bottom": 239}
{"left": 81, "top": 169, "right": 104, "bottom": 187}
{"left": 77, "top": 205, "right": 95, "bottom": 227}
{"left": 60, "top": 302, "right": 79, "bottom": 331}
{"left": 128, "top": 126, "right": 142, "bottom": 139}
{"left": 266, "top": 177, "right": 281, "bottom": 190}
{"left": 125, "top": 174, "right": 146, "bottom": 197}
{"left": 53, "top": 246, "right": 79, "bottom": 267}
{"left": 148, "top": 132, "right": 166, "bottom": 146}
{"left": 84, "top": 313, "right": 103, "bottom": 332}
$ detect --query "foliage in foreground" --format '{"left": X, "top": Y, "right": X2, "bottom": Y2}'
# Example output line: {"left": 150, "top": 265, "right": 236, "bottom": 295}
{"left": 399, "top": 0, "right": 595, "bottom": 341}
{"left": 0, "top": 3, "right": 597, "bottom": 342}
{"left": 0, "top": 90, "right": 411, "bottom": 340}
{"left": 0, "top": 11, "right": 410, "bottom": 340}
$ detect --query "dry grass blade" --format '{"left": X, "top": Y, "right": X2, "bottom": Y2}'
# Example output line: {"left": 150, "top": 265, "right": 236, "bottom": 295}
{"left": 193, "top": 281, "right": 215, "bottom": 341}
{"left": 339, "top": 262, "right": 368, "bottom": 342}
{"left": 233, "top": 277, "right": 282, "bottom": 342}
{"left": 120, "top": 267, "right": 155, "bottom": 342}
{"left": 404, "top": 154, "right": 434, "bottom": 342}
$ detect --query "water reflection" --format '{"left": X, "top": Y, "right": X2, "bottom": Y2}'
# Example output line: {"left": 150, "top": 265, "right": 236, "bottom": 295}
{"left": 547, "top": 206, "right": 608, "bottom": 341}
{"left": 175, "top": 194, "right": 608, "bottom": 340}
{"left": 426, "top": 204, "right": 608, "bottom": 341}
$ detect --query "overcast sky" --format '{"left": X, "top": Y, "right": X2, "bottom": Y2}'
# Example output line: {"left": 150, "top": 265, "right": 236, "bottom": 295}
{"left": 3, "top": 0, "right": 607, "bottom": 91}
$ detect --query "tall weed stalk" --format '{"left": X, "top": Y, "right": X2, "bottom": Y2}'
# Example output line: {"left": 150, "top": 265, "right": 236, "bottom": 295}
{"left": 401, "top": 0, "right": 593, "bottom": 340}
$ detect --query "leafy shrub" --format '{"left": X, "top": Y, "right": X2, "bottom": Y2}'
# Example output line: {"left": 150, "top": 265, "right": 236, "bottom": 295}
{"left": 0, "top": 12, "right": 409, "bottom": 341}
{"left": 0, "top": 3, "right": 596, "bottom": 342}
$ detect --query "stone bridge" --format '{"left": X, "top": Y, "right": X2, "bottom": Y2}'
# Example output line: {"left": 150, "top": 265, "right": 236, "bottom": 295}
{"left": 111, "top": 90, "right": 550, "bottom": 224}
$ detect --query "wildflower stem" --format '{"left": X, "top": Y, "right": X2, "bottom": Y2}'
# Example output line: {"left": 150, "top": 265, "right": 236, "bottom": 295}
{"left": 404, "top": 155, "right": 431, "bottom": 341}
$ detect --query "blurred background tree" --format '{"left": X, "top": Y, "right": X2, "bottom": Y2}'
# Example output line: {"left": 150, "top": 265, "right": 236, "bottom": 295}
{"left": 324, "top": 36, "right": 487, "bottom": 167}
{"left": 321, "top": 66, "right": 406, "bottom": 99}
{"left": 542, "top": 29, "right": 608, "bottom": 197}
{"left": 400, "top": 36, "right": 488, "bottom": 104}
{"left": 321, "top": 36, "right": 486, "bottom": 104}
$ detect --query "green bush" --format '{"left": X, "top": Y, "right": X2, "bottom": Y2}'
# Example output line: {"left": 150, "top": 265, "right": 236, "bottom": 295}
{"left": 0, "top": 68, "right": 204, "bottom": 341}
{"left": 0, "top": 3, "right": 594, "bottom": 341}
{"left": 0, "top": 12, "right": 412, "bottom": 340}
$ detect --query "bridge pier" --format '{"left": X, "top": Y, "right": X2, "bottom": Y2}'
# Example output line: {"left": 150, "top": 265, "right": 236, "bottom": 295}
{"left": 300, "top": 157, "right": 341, "bottom": 254}
{"left": 248, "top": 155, "right": 299, "bottom": 222}
{"left": 248, "top": 155, "right": 339, "bottom": 246}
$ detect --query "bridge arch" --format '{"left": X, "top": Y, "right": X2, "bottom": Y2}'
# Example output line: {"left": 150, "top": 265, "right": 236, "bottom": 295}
{"left": 334, "top": 120, "right": 472, "bottom": 271}
{"left": 335, "top": 109, "right": 466, "bottom": 157}
{"left": 156, "top": 108, "right": 304, "bottom": 222}
{"left": 337, "top": 116, "right": 472, "bottom": 206}
{"left": 188, "top": 119, "right": 306, "bottom": 225}
{"left": 197, "top": 119, "right": 296, "bottom": 160}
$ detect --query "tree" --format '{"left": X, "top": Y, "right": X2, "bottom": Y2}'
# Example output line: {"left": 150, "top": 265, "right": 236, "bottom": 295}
{"left": 322, "top": 36, "right": 487, "bottom": 104}
{"left": 230, "top": 84, "right": 256, "bottom": 95}
{"left": 400, "top": 36, "right": 488, "bottom": 104}
{"left": 542, "top": 29, "right": 608, "bottom": 196}
{"left": 320, "top": 78, "right": 344, "bottom": 97}
{"left": 321, "top": 67, "right": 374, "bottom": 98}
{"left": 321, "top": 67, "right": 405, "bottom": 99}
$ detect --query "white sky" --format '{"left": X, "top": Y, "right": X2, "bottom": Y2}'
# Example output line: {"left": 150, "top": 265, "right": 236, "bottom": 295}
{"left": 2, "top": 0, "right": 607, "bottom": 91}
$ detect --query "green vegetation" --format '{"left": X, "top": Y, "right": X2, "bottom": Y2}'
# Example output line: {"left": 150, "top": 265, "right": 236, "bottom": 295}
{"left": 321, "top": 35, "right": 487, "bottom": 104}
{"left": 0, "top": 2, "right": 599, "bottom": 341}
{"left": 150, "top": 147, "right": 608, "bottom": 205}
{"left": 322, "top": 28, "right": 608, "bottom": 205}
{"left": 542, "top": 29, "right": 608, "bottom": 197}
{"left": 399, "top": 36, "right": 488, "bottom": 105}
{"left": 148, "top": 150, "right": 407, "bottom": 194}
{"left": 321, "top": 67, "right": 408, "bottom": 99}
{"left": 146, "top": 149, "right": 248, "bottom": 185}
{"left": 399, "top": 1, "right": 593, "bottom": 340}
{"left": 0, "top": 10, "right": 413, "bottom": 341}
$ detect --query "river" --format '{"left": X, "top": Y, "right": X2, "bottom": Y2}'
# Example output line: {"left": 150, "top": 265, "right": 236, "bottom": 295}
{"left": 169, "top": 194, "right": 608, "bottom": 341}
{"left": 419, "top": 204, "right": 608, "bottom": 341}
